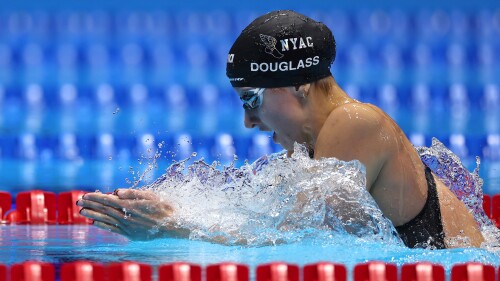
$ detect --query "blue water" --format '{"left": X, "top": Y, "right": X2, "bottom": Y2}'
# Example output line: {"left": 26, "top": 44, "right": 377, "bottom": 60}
{"left": 1, "top": 141, "right": 498, "bottom": 274}
{"left": 0, "top": 225, "right": 498, "bottom": 274}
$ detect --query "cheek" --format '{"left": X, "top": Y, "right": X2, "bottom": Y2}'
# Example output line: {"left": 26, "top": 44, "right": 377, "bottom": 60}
{"left": 260, "top": 109, "right": 291, "bottom": 131}
{"left": 265, "top": 112, "right": 300, "bottom": 141}
{"left": 260, "top": 96, "right": 303, "bottom": 135}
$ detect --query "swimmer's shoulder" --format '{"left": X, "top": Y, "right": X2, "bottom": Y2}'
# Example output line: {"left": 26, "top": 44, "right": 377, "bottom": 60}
{"left": 342, "top": 101, "right": 386, "bottom": 115}
{"left": 322, "top": 102, "right": 388, "bottom": 136}
{"left": 315, "top": 102, "right": 393, "bottom": 190}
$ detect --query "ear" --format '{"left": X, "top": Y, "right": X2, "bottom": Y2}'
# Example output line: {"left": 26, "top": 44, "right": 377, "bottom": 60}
{"left": 297, "top": 84, "right": 311, "bottom": 97}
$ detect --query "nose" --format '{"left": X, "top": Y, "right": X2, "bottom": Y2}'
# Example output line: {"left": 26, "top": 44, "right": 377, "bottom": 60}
{"left": 244, "top": 110, "right": 259, "bottom": 129}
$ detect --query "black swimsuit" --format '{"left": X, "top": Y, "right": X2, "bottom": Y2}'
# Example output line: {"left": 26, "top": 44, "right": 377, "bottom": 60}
{"left": 395, "top": 166, "right": 446, "bottom": 249}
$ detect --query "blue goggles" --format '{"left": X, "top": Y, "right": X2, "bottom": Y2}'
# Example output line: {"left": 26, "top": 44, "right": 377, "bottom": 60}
{"left": 240, "top": 88, "right": 265, "bottom": 110}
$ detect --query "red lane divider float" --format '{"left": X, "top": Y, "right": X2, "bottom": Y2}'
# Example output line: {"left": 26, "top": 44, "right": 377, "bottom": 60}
{"left": 354, "top": 261, "right": 397, "bottom": 281}
{"left": 0, "top": 191, "right": 11, "bottom": 224}
{"left": 108, "top": 261, "right": 153, "bottom": 281}
{"left": 0, "top": 264, "right": 6, "bottom": 281}
{"left": 451, "top": 263, "right": 496, "bottom": 281}
{"left": 10, "top": 261, "right": 55, "bottom": 281}
{"left": 7, "top": 190, "right": 57, "bottom": 224}
{"left": 159, "top": 262, "right": 202, "bottom": 281}
{"left": 206, "top": 263, "right": 249, "bottom": 281}
{"left": 1, "top": 262, "right": 500, "bottom": 281}
{"left": 57, "top": 191, "right": 93, "bottom": 225}
{"left": 61, "top": 261, "right": 106, "bottom": 281}
{"left": 483, "top": 194, "right": 491, "bottom": 219}
{"left": 0, "top": 190, "right": 92, "bottom": 225}
{"left": 401, "top": 262, "right": 445, "bottom": 281}
{"left": 303, "top": 262, "right": 347, "bottom": 281}
{"left": 492, "top": 195, "right": 500, "bottom": 228}
{"left": 256, "top": 262, "right": 299, "bottom": 281}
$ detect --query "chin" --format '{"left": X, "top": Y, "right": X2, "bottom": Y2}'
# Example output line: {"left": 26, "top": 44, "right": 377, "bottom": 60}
{"left": 274, "top": 134, "right": 293, "bottom": 151}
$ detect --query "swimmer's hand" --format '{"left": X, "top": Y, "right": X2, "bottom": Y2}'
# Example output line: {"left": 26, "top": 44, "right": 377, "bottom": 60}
{"left": 77, "top": 189, "right": 190, "bottom": 241}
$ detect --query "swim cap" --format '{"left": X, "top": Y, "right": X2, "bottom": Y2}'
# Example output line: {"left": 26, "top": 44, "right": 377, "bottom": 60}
{"left": 226, "top": 10, "right": 336, "bottom": 88}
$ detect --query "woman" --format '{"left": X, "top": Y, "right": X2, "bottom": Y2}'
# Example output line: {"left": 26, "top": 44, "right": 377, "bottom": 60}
{"left": 78, "top": 10, "right": 485, "bottom": 248}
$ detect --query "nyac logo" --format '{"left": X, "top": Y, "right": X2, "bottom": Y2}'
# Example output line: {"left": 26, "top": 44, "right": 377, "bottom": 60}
{"left": 260, "top": 34, "right": 314, "bottom": 59}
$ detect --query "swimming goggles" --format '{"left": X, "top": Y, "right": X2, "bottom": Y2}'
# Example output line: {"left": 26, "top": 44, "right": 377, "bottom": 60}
{"left": 240, "top": 88, "right": 265, "bottom": 110}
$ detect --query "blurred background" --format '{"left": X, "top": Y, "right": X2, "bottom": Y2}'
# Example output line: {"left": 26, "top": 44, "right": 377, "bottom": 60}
{"left": 0, "top": 0, "right": 499, "bottom": 195}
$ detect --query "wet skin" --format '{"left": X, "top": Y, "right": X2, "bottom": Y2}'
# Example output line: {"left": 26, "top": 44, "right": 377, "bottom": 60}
{"left": 77, "top": 189, "right": 189, "bottom": 241}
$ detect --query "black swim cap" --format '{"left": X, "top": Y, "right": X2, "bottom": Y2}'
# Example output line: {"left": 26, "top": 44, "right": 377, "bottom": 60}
{"left": 226, "top": 10, "right": 336, "bottom": 88}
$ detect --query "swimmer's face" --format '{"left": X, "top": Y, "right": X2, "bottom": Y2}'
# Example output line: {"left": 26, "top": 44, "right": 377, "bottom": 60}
{"left": 234, "top": 87, "right": 309, "bottom": 151}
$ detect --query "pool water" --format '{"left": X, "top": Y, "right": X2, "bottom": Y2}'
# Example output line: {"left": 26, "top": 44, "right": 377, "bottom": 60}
{"left": 2, "top": 139, "right": 499, "bottom": 280}
{"left": 0, "top": 142, "right": 498, "bottom": 281}
{"left": 0, "top": 225, "right": 499, "bottom": 275}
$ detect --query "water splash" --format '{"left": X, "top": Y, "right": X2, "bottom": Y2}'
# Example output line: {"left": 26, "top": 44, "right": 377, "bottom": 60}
{"left": 417, "top": 138, "right": 500, "bottom": 251}
{"left": 418, "top": 138, "right": 488, "bottom": 224}
{"left": 126, "top": 138, "right": 164, "bottom": 188}
{"left": 137, "top": 139, "right": 499, "bottom": 251}
{"left": 144, "top": 143, "right": 402, "bottom": 246}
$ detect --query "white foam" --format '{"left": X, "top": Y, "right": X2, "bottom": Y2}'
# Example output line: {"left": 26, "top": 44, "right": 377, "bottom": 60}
{"left": 143, "top": 143, "right": 402, "bottom": 246}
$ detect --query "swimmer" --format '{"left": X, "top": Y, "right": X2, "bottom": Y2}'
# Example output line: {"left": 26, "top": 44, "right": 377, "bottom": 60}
{"left": 78, "top": 10, "right": 485, "bottom": 248}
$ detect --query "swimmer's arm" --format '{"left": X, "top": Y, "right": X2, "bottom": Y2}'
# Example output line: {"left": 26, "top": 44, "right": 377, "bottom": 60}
{"left": 78, "top": 189, "right": 192, "bottom": 241}
{"left": 77, "top": 189, "right": 251, "bottom": 245}
{"left": 313, "top": 104, "right": 392, "bottom": 191}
